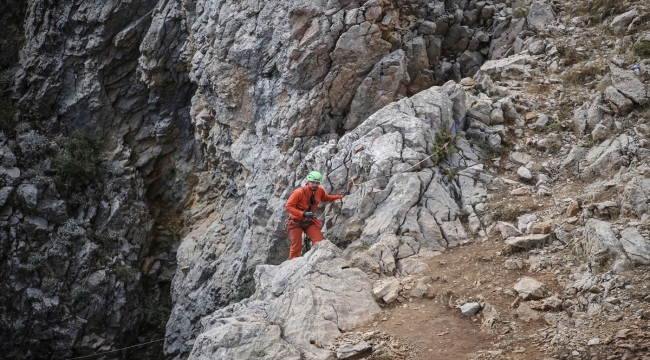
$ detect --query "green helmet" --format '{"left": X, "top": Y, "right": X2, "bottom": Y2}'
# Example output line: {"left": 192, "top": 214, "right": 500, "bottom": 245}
{"left": 305, "top": 171, "right": 323, "bottom": 182}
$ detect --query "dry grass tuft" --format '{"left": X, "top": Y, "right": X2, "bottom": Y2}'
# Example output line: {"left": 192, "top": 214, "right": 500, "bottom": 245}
{"left": 563, "top": 65, "right": 603, "bottom": 87}
{"left": 572, "top": 0, "right": 629, "bottom": 23}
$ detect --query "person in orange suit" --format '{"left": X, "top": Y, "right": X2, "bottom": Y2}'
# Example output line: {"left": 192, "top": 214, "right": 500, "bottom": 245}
{"left": 284, "top": 171, "right": 343, "bottom": 259}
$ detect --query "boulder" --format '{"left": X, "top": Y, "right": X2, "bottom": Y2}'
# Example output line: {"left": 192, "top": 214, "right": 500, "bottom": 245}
{"left": 604, "top": 86, "right": 634, "bottom": 114}
{"left": 505, "top": 234, "right": 551, "bottom": 253}
{"left": 619, "top": 227, "right": 650, "bottom": 265}
{"left": 517, "top": 166, "right": 532, "bottom": 180}
{"left": 581, "top": 219, "right": 629, "bottom": 272}
{"left": 526, "top": 2, "right": 556, "bottom": 31}
{"left": 610, "top": 10, "right": 638, "bottom": 33}
{"left": 460, "top": 302, "right": 481, "bottom": 316}
{"left": 610, "top": 64, "right": 648, "bottom": 105}
{"left": 337, "top": 341, "right": 371, "bottom": 359}
{"left": 497, "top": 221, "right": 523, "bottom": 240}
{"left": 188, "top": 241, "right": 381, "bottom": 360}
{"left": 513, "top": 277, "right": 548, "bottom": 300}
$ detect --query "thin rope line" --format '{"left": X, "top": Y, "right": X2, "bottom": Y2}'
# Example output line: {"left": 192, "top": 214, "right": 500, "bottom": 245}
{"left": 351, "top": 142, "right": 450, "bottom": 189}
{"left": 68, "top": 329, "right": 197, "bottom": 360}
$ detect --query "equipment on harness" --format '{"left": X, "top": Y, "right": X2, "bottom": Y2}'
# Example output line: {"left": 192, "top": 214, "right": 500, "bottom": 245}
{"left": 303, "top": 211, "right": 314, "bottom": 218}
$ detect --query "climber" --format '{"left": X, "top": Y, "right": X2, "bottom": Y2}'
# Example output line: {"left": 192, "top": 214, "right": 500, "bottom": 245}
{"left": 284, "top": 171, "right": 344, "bottom": 260}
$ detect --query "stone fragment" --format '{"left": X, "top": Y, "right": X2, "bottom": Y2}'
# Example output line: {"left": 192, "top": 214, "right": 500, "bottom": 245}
{"left": 604, "top": 86, "right": 634, "bottom": 114}
{"left": 610, "top": 64, "right": 648, "bottom": 105}
{"left": 337, "top": 341, "right": 371, "bottom": 359}
{"left": 513, "top": 277, "right": 548, "bottom": 300}
{"left": 0, "top": 186, "right": 13, "bottom": 207}
{"left": 515, "top": 302, "right": 541, "bottom": 322}
{"left": 16, "top": 184, "right": 38, "bottom": 210}
{"left": 610, "top": 10, "right": 638, "bottom": 32}
{"left": 567, "top": 201, "right": 580, "bottom": 217}
{"left": 505, "top": 234, "right": 551, "bottom": 253}
{"left": 460, "top": 302, "right": 481, "bottom": 316}
{"left": 527, "top": 2, "right": 555, "bottom": 31}
{"left": 510, "top": 152, "right": 531, "bottom": 165}
{"left": 497, "top": 222, "right": 522, "bottom": 240}
{"left": 619, "top": 227, "right": 650, "bottom": 265}
{"left": 529, "top": 221, "right": 552, "bottom": 234}
{"left": 581, "top": 219, "right": 629, "bottom": 272}
{"left": 517, "top": 166, "right": 532, "bottom": 180}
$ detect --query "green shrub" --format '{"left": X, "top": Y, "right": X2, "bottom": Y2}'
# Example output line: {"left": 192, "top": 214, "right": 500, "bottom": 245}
{"left": 0, "top": 97, "right": 15, "bottom": 137}
{"left": 54, "top": 129, "right": 102, "bottom": 186}
{"left": 143, "top": 295, "right": 172, "bottom": 330}
{"left": 115, "top": 265, "right": 137, "bottom": 281}
{"left": 235, "top": 272, "right": 256, "bottom": 302}
{"left": 432, "top": 128, "right": 457, "bottom": 165}
{"left": 457, "top": 210, "right": 470, "bottom": 224}
{"left": 632, "top": 42, "right": 650, "bottom": 58}
{"left": 470, "top": 139, "right": 507, "bottom": 157}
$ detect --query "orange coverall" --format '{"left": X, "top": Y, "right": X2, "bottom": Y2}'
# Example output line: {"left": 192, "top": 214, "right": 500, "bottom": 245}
{"left": 284, "top": 185, "right": 343, "bottom": 259}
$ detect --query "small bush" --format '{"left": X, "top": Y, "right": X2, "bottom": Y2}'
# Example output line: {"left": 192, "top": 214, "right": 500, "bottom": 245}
{"left": 470, "top": 139, "right": 507, "bottom": 157}
{"left": 547, "top": 135, "right": 562, "bottom": 154}
{"left": 115, "top": 265, "right": 137, "bottom": 281}
{"left": 457, "top": 210, "right": 470, "bottom": 224}
{"left": 54, "top": 129, "right": 102, "bottom": 186}
{"left": 55, "top": 219, "right": 88, "bottom": 245}
{"left": 235, "top": 272, "right": 256, "bottom": 302}
{"left": 143, "top": 295, "right": 172, "bottom": 330}
{"left": 563, "top": 65, "right": 602, "bottom": 86}
{"left": 572, "top": 0, "right": 627, "bottom": 23}
{"left": 0, "top": 97, "right": 15, "bottom": 137}
{"left": 432, "top": 128, "right": 457, "bottom": 165}
{"left": 557, "top": 46, "right": 587, "bottom": 66}
{"left": 357, "top": 243, "right": 371, "bottom": 252}
{"left": 632, "top": 42, "right": 650, "bottom": 58}
{"left": 491, "top": 202, "right": 538, "bottom": 222}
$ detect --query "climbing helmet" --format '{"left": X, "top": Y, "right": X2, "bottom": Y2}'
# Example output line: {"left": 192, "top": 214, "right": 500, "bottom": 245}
{"left": 305, "top": 171, "right": 323, "bottom": 183}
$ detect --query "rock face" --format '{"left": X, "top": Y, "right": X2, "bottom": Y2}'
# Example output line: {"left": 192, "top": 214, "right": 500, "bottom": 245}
{"left": 0, "top": 0, "right": 578, "bottom": 357}
{"left": 188, "top": 241, "right": 380, "bottom": 360}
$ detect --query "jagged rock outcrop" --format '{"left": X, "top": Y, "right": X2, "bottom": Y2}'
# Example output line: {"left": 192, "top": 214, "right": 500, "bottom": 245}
{"left": 188, "top": 241, "right": 380, "bottom": 360}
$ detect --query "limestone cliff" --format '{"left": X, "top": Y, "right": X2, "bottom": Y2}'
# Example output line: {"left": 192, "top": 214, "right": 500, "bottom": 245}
{"left": 0, "top": 0, "right": 529, "bottom": 358}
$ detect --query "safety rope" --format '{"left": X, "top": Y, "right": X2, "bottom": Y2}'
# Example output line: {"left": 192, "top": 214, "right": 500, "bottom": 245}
{"left": 349, "top": 142, "right": 451, "bottom": 190}
{"left": 68, "top": 329, "right": 197, "bottom": 360}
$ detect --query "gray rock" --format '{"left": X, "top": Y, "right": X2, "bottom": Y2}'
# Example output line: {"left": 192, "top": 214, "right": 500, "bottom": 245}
{"left": 610, "top": 64, "right": 648, "bottom": 105}
{"left": 510, "top": 152, "right": 531, "bottom": 165}
{"left": 505, "top": 234, "right": 551, "bottom": 253}
{"left": 535, "top": 114, "right": 549, "bottom": 127}
{"left": 0, "top": 187, "right": 13, "bottom": 207}
{"left": 610, "top": 10, "right": 638, "bottom": 32}
{"left": 604, "top": 86, "right": 634, "bottom": 114}
{"left": 497, "top": 222, "right": 523, "bottom": 240}
{"left": 188, "top": 241, "right": 380, "bottom": 360}
{"left": 517, "top": 166, "right": 532, "bottom": 180}
{"left": 513, "top": 277, "right": 548, "bottom": 300}
{"left": 16, "top": 184, "right": 38, "bottom": 210}
{"left": 517, "top": 214, "right": 537, "bottom": 233}
{"left": 591, "top": 124, "right": 611, "bottom": 142}
{"left": 37, "top": 199, "right": 68, "bottom": 225}
{"left": 526, "top": 2, "right": 556, "bottom": 31}
{"left": 528, "top": 40, "right": 546, "bottom": 55}
{"left": 0, "top": 167, "right": 20, "bottom": 187}
{"left": 581, "top": 219, "right": 629, "bottom": 272}
{"left": 460, "top": 302, "right": 481, "bottom": 316}
{"left": 337, "top": 341, "right": 371, "bottom": 359}
{"left": 620, "top": 227, "right": 650, "bottom": 265}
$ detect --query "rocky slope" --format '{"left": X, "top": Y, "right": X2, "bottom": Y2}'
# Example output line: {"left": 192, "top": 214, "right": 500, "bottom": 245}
{"left": 2, "top": 0, "right": 650, "bottom": 359}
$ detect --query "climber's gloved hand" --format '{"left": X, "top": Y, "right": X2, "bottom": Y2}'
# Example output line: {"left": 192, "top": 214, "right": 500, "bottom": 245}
{"left": 342, "top": 190, "right": 349, "bottom": 196}
{"left": 303, "top": 211, "right": 314, "bottom": 218}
